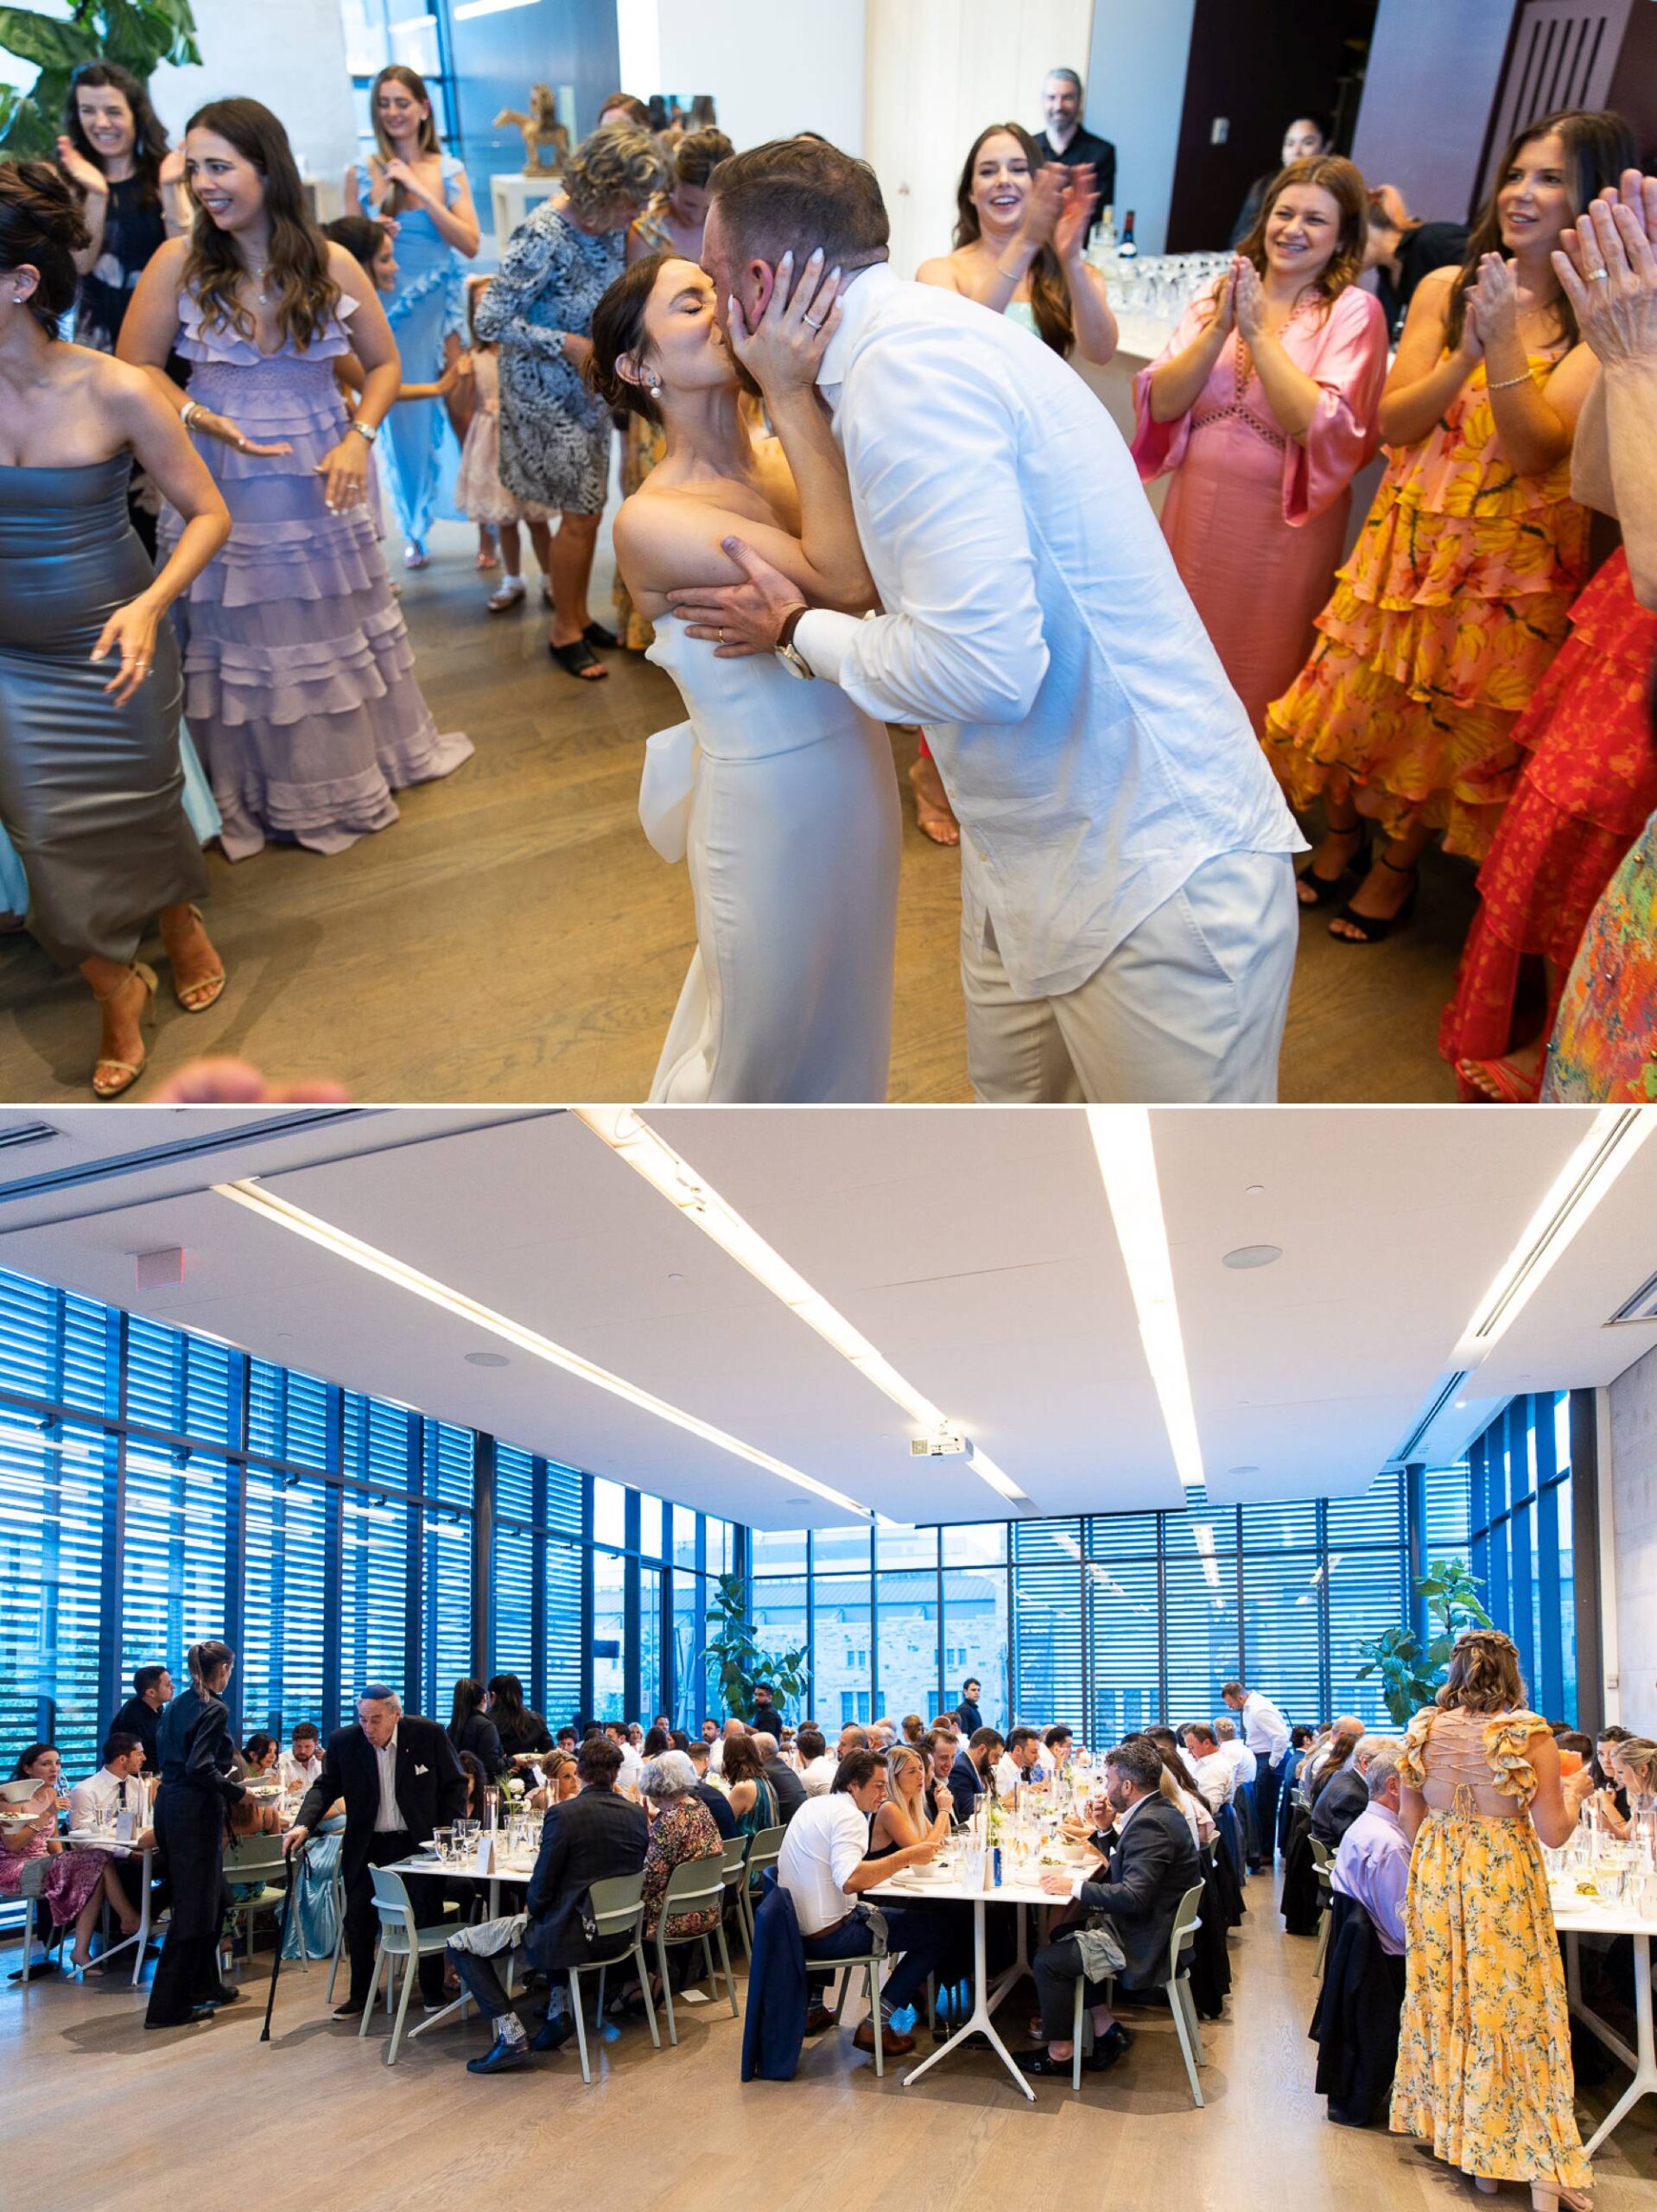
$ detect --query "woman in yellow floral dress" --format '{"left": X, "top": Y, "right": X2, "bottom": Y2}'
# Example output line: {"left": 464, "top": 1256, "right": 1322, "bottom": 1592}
{"left": 1393, "top": 1630, "right": 1598, "bottom": 2209}
{"left": 1266, "top": 109, "right": 1633, "bottom": 941}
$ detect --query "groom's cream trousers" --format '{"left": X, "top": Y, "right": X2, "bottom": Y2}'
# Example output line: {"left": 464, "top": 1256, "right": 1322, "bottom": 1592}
{"left": 962, "top": 848, "right": 1298, "bottom": 1103}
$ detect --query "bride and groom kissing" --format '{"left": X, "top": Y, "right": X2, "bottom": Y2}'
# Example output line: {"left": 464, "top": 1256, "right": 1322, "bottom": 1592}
{"left": 590, "top": 134, "right": 1305, "bottom": 1104}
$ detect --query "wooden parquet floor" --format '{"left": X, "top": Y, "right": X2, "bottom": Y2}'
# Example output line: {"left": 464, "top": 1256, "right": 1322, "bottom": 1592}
{"left": 0, "top": 523, "right": 1473, "bottom": 1104}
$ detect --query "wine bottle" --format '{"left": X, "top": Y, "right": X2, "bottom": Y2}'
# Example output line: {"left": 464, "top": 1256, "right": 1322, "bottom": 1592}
{"left": 1095, "top": 202, "right": 1118, "bottom": 257}
{"left": 1117, "top": 209, "right": 1138, "bottom": 259}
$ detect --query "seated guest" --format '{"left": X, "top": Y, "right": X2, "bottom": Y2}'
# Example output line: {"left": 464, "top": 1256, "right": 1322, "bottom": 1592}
{"left": 872, "top": 1745, "right": 951, "bottom": 1858}
{"left": 721, "top": 1732, "right": 779, "bottom": 1839}
{"left": 753, "top": 1732, "right": 806, "bottom": 1825}
{"left": 1303, "top": 1714, "right": 1365, "bottom": 1796}
{"left": 448, "top": 1678, "right": 506, "bottom": 1781}
{"left": 685, "top": 1740, "right": 737, "bottom": 1839}
{"left": 1279, "top": 1723, "right": 1317, "bottom": 1855}
{"left": 1312, "top": 1732, "right": 1399, "bottom": 1848}
{"left": 1212, "top": 1715, "right": 1255, "bottom": 1790}
{"left": 776, "top": 1749, "right": 954, "bottom": 2057}
{"left": 797, "top": 1726, "right": 835, "bottom": 1796}
{"left": 1041, "top": 1726, "right": 1073, "bottom": 1780}
{"left": 283, "top": 1685, "right": 467, "bottom": 2020}
{"left": 643, "top": 1724, "right": 672, "bottom": 1758}
{"left": 700, "top": 1719, "right": 721, "bottom": 1747}
{"left": 241, "top": 1732, "right": 278, "bottom": 1777}
{"left": 639, "top": 1751, "right": 722, "bottom": 1943}
{"left": 4, "top": 1748, "right": 137, "bottom": 1973}
{"left": 279, "top": 1723, "right": 323, "bottom": 1792}
{"left": 1020, "top": 1734, "right": 1202, "bottom": 2078}
{"left": 529, "top": 1749, "right": 581, "bottom": 1811}
{"left": 487, "top": 1673, "right": 553, "bottom": 1764}
{"left": 1314, "top": 1745, "right": 1410, "bottom": 2126}
{"left": 1147, "top": 1731, "right": 1216, "bottom": 1847}
{"left": 994, "top": 1726, "right": 1043, "bottom": 1797}
{"left": 1180, "top": 1723, "right": 1233, "bottom": 1812}
{"left": 926, "top": 1727, "right": 961, "bottom": 1823}
{"left": 901, "top": 1714, "right": 925, "bottom": 1746}
{"left": 556, "top": 1726, "right": 578, "bottom": 1754}
{"left": 110, "top": 1664, "right": 173, "bottom": 1773}
{"left": 1308, "top": 1726, "right": 1367, "bottom": 1844}
{"left": 709, "top": 1717, "right": 747, "bottom": 1776}
{"left": 448, "top": 1733, "right": 649, "bottom": 2073}
{"left": 949, "top": 1726, "right": 1005, "bottom": 1822}
{"left": 67, "top": 1730, "right": 156, "bottom": 1916}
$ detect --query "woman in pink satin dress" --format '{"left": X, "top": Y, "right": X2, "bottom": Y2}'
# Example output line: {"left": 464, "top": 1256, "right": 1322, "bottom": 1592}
{"left": 1132, "top": 156, "right": 1387, "bottom": 741}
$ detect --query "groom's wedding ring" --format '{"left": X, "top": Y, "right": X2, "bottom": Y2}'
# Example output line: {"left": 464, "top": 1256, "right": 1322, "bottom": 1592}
{"left": 719, "top": 627, "right": 727, "bottom": 643}
{"left": 1587, "top": 268, "right": 1610, "bottom": 281}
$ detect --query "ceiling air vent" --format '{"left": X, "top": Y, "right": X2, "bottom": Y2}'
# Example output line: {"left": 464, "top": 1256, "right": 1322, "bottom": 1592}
{"left": 1391, "top": 1370, "right": 1471, "bottom": 1465}
{"left": 1609, "top": 1268, "right": 1657, "bottom": 1325}
{"left": 0, "top": 1122, "right": 60, "bottom": 1153}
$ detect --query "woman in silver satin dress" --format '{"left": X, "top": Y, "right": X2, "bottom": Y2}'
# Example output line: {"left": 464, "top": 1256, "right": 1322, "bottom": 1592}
{"left": 0, "top": 161, "right": 231, "bottom": 1096}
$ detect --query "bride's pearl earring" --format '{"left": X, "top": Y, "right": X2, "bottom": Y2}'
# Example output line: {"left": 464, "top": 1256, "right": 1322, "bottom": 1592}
{"left": 647, "top": 373, "right": 663, "bottom": 392}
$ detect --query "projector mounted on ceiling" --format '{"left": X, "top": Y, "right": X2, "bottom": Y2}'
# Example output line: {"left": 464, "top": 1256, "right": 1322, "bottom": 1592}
{"left": 910, "top": 1430, "right": 972, "bottom": 1459}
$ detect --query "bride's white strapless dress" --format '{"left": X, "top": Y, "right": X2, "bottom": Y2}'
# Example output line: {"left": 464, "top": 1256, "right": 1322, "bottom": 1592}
{"left": 642, "top": 614, "right": 901, "bottom": 1102}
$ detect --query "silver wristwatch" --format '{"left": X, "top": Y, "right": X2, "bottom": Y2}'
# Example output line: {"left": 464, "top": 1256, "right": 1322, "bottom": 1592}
{"left": 349, "top": 419, "right": 379, "bottom": 444}
{"left": 775, "top": 603, "right": 815, "bottom": 680}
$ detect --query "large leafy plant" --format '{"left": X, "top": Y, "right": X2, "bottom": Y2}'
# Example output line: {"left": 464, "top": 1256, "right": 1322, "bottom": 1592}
{"left": 703, "top": 1572, "right": 809, "bottom": 1723}
{"left": 1355, "top": 1557, "right": 1494, "bottom": 1726}
{"left": 0, "top": 2, "right": 199, "bottom": 160}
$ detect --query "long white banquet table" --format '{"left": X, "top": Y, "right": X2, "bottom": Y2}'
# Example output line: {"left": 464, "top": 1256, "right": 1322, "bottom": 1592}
{"left": 1553, "top": 1896, "right": 1657, "bottom": 2154}
{"left": 379, "top": 1850, "right": 537, "bottom": 2042}
{"left": 864, "top": 1866, "right": 1057, "bottom": 2101}
{"left": 62, "top": 1831, "right": 154, "bottom": 1987}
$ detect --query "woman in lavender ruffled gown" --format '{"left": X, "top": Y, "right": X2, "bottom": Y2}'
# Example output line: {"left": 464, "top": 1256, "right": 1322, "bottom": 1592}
{"left": 120, "top": 98, "right": 470, "bottom": 860}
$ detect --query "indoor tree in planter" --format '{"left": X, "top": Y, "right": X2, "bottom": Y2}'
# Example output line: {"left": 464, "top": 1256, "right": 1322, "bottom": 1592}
{"left": 1355, "top": 1557, "right": 1495, "bottom": 1726}
{"left": 703, "top": 1573, "right": 809, "bottom": 1723}
{"left": 0, "top": 2, "right": 200, "bottom": 160}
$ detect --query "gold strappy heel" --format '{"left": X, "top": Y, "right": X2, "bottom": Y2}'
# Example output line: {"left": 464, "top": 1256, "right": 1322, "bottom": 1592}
{"left": 170, "top": 904, "right": 226, "bottom": 1014}
{"left": 92, "top": 962, "right": 157, "bottom": 1099}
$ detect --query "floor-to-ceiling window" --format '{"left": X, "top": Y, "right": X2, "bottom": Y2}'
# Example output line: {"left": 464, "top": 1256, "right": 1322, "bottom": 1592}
{"left": 1471, "top": 1391, "right": 1582, "bottom": 1723}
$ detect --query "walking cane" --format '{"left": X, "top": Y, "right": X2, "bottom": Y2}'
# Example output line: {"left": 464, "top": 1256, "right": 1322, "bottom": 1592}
{"left": 261, "top": 1838, "right": 304, "bottom": 2044}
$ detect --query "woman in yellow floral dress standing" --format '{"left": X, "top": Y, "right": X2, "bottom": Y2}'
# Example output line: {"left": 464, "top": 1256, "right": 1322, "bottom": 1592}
{"left": 1393, "top": 1630, "right": 1598, "bottom": 2209}
{"left": 1266, "top": 109, "right": 1633, "bottom": 941}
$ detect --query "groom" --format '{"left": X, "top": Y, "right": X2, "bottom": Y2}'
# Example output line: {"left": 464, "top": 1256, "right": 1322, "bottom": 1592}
{"left": 670, "top": 137, "right": 1305, "bottom": 1103}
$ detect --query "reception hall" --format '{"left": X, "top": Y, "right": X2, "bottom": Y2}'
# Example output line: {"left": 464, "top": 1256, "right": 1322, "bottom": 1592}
{"left": 0, "top": 0, "right": 1654, "bottom": 1105}
{"left": 0, "top": 1100, "right": 1654, "bottom": 2210}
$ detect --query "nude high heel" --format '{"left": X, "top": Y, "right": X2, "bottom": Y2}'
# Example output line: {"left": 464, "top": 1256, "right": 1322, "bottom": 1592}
{"left": 92, "top": 962, "right": 157, "bottom": 1099}
{"left": 169, "top": 905, "right": 226, "bottom": 1014}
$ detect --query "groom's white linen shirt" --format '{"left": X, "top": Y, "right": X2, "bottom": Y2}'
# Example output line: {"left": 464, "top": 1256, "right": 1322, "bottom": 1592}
{"left": 795, "top": 264, "right": 1304, "bottom": 1001}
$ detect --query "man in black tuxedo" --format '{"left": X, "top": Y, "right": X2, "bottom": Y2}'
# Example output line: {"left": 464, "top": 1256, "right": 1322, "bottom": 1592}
{"left": 1018, "top": 1733, "right": 1200, "bottom": 2078}
{"left": 285, "top": 1685, "right": 467, "bottom": 2019}
{"left": 446, "top": 1733, "right": 650, "bottom": 2073}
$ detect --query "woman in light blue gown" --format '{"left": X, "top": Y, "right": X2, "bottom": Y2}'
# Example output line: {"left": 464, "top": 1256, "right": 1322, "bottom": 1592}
{"left": 344, "top": 66, "right": 479, "bottom": 568}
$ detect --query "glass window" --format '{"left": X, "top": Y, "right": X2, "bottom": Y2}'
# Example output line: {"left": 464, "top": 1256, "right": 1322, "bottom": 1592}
{"left": 1327, "top": 1549, "right": 1408, "bottom": 1726}
{"left": 638, "top": 1564, "right": 663, "bottom": 1720}
{"left": 638, "top": 1494, "right": 663, "bottom": 1562}
{"left": 942, "top": 1558, "right": 1007, "bottom": 1727}
{"left": 544, "top": 1535, "right": 582, "bottom": 1730}
{"left": 1162, "top": 1548, "right": 1240, "bottom": 1725}
{"left": 1241, "top": 1553, "right": 1324, "bottom": 1731}
{"left": 592, "top": 1549, "right": 625, "bottom": 1722}
{"left": 705, "top": 1518, "right": 734, "bottom": 1575}
{"left": 1086, "top": 1551, "right": 1160, "bottom": 1744}
{"left": 943, "top": 1522, "right": 1006, "bottom": 1566}
{"left": 1013, "top": 1522, "right": 1082, "bottom": 1728}
{"left": 751, "top": 1526, "right": 808, "bottom": 1577}
{"left": 749, "top": 1575, "right": 808, "bottom": 1718}
{"left": 242, "top": 1465, "right": 328, "bottom": 1738}
{"left": 877, "top": 1568, "right": 939, "bottom": 1723}
{"left": 809, "top": 1574, "right": 870, "bottom": 1729}
{"left": 670, "top": 1569, "right": 705, "bottom": 1732}
{"left": 122, "top": 1442, "right": 227, "bottom": 1686}
{"left": 340, "top": 1487, "right": 409, "bottom": 1705}
{"left": 876, "top": 1524, "right": 938, "bottom": 1571}
{"left": 814, "top": 1523, "right": 871, "bottom": 1573}
{"left": 0, "top": 1414, "right": 109, "bottom": 1778}
{"left": 672, "top": 1505, "right": 699, "bottom": 1572}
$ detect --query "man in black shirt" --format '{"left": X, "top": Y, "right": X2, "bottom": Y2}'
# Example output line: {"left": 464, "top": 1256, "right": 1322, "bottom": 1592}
{"left": 1036, "top": 67, "right": 1114, "bottom": 235}
{"left": 110, "top": 1663, "right": 173, "bottom": 1772}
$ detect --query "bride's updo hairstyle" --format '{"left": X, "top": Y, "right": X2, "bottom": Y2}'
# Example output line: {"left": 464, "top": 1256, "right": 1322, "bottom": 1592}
{"left": 0, "top": 159, "right": 92, "bottom": 334}
{"left": 587, "top": 248, "right": 670, "bottom": 425}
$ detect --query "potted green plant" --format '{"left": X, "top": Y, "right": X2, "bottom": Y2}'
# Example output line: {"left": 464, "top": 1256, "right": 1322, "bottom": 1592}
{"left": 0, "top": 2, "right": 200, "bottom": 160}
{"left": 1355, "top": 1557, "right": 1495, "bottom": 1726}
{"left": 703, "top": 1573, "right": 809, "bottom": 1722}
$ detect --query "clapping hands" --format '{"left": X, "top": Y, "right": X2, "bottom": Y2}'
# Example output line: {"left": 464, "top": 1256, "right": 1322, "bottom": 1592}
{"left": 1469, "top": 251, "right": 1520, "bottom": 342}
{"left": 1051, "top": 167, "right": 1096, "bottom": 267}
{"left": 55, "top": 133, "right": 106, "bottom": 197}
{"left": 1232, "top": 255, "right": 1267, "bottom": 340}
{"left": 1553, "top": 168, "right": 1657, "bottom": 369}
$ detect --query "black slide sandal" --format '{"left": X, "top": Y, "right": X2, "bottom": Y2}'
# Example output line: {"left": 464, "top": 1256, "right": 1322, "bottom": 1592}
{"left": 581, "top": 620, "right": 619, "bottom": 650}
{"left": 549, "top": 637, "right": 607, "bottom": 681}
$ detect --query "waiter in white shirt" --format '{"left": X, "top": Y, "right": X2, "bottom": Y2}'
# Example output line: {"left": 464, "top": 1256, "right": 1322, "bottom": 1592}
{"left": 67, "top": 1730, "right": 156, "bottom": 1914}
{"left": 1222, "top": 1679, "right": 1291, "bottom": 1866}
{"left": 672, "top": 137, "right": 1305, "bottom": 1106}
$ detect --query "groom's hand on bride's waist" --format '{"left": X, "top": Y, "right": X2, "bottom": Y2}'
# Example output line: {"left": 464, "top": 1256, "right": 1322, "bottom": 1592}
{"left": 666, "top": 535, "right": 811, "bottom": 658}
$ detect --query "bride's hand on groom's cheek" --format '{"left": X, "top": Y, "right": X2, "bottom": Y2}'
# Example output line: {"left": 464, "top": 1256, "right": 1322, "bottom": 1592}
{"left": 726, "top": 247, "right": 844, "bottom": 397}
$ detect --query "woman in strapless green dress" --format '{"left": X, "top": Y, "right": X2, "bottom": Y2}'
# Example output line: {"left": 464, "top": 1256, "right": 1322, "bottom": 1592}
{"left": 0, "top": 161, "right": 231, "bottom": 1096}
{"left": 911, "top": 122, "right": 1118, "bottom": 845}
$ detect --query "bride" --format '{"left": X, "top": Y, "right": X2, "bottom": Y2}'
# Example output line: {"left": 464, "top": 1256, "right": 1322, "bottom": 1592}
{"left": 588, "top": 248, "right": 900, "bottom": 1102}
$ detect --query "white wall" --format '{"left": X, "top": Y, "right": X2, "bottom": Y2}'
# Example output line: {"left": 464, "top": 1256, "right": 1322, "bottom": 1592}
{"left": 644, "top": 0, "right": 867, "bottom": 157}
{"left": 1084, "top": 0, "right": 1196, "bottom": 257}
{"left": 1608, "top": 1348, "right": 1657, "bottom": 1738}
{"left": 150, "top": 0, "right": 359, "bottom": 191}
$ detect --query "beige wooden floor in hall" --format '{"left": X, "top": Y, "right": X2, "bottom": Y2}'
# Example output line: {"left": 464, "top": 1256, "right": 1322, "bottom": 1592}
{"left": 0, "top": 523, "right": 1474, "bottom": 1105}
{"left": 3, "top": 1878, "right": 1652, "bottom": 2212}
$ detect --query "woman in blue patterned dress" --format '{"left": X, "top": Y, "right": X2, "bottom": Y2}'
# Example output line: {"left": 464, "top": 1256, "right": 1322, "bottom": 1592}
{"left": 344, "top": 66, "right": 479, "bottom": 569}
{"left": 475, "top": 124, "right": 663, "bottom": 680}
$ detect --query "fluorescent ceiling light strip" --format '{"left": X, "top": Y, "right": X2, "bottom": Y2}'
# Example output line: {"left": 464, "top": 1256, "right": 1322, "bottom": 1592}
{"left": 1087, "top": 1106, "right": 1207, "bottom": 1491}
{"left": 1455, "top": 1106, "right": 1656, "bottom": 1365}
{"left": 212, "top": 1179, "right": 872, "bottom": 1520}
{"left": 575, "top": 1109, "right": 1027, "bottom": 1504}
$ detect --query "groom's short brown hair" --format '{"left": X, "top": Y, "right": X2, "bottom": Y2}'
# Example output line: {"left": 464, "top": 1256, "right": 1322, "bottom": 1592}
{"left": 709, "top": 136, "right": 889, "bottom": 274}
